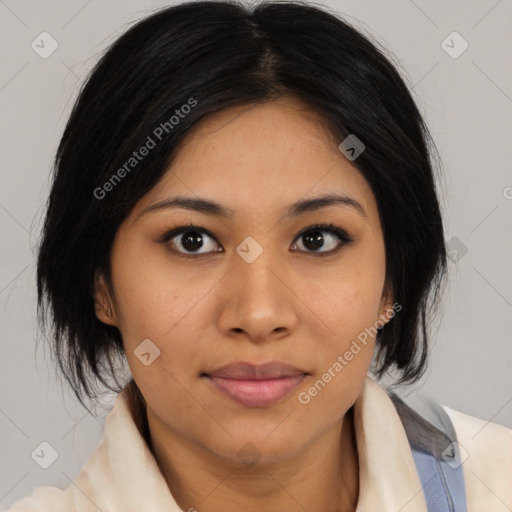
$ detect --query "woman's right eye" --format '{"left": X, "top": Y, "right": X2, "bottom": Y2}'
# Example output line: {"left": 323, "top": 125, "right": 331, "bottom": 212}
{"left": 160, "top": 224, "right": 223, "bottom": 258}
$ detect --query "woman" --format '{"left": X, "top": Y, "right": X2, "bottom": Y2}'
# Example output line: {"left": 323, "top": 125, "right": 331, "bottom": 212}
{"left": 6, "top": 1, "right": 511, "bottom": 511}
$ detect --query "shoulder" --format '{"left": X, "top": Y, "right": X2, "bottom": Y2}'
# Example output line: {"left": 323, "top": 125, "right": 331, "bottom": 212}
{"left": 443, "top": 404, "right": 512, "bottom": 512}
{"left": 3, "top": 486, "right": 72, "bottom": 512}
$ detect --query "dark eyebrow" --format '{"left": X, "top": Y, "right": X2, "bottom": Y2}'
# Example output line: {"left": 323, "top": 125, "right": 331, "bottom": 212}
{"left": 139, "top": 196, "right": 236, "bottom": 219}
{"left": 285, "top": 193, "right": 367, "bottom": 218}
{"left": 138, "top": 193, "right": 367, "bottom": 220}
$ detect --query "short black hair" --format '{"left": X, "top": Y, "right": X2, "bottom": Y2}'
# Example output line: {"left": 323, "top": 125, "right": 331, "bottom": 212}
{"left": 36, "top": 0, "right": 448, "bottom": 410}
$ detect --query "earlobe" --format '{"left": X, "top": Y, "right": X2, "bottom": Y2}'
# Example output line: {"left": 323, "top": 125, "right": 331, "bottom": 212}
{"left": 378, "top": 282, "right": 395, "bottom": 326}
{"left": 378, "top": 303, "right": 395, "bottom": 326}
{"left": 93, "top": 272, "right": 116, "bottom": 325}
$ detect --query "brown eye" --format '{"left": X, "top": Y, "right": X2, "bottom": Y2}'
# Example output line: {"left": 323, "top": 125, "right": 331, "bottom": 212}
{"left": 159, "top": 224, "right": 223, "bottom": 257}
{"left": 291, "top": 223, "right": 354, "bottom": 256}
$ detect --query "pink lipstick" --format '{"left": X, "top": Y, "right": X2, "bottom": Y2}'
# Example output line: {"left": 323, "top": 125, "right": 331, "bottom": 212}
{"left": 204, "top": 361, "right": 307, "bottom": 407}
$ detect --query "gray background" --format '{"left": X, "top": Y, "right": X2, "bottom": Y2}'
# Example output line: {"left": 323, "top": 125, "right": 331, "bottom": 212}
{"left": 1, "top": 0, "right": 511, "bottom": 508}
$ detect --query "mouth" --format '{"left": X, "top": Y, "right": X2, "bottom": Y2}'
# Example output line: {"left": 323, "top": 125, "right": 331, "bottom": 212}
{"left": 202, "top": 361, "right": 308, "bottom": 408}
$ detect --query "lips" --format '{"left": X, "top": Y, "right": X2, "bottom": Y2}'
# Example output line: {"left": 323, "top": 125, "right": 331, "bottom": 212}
{"left": 206, "top": 361, "right": 307, "bottom": 380}
{"left": 203, "top": 361, "right": 308, "bottom": 407}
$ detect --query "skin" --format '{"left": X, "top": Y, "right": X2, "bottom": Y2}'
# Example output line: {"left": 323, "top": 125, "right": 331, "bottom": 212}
{"left": 94, "top": 96, "right": 394, "bottom": 512}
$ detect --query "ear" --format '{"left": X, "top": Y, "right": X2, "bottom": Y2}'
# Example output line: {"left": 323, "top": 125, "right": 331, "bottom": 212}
{"left": 377, "top": 279, "right": 395, "bottom": 327}
{"left": 93, "top": 272, "right": 117, "bottom": 326}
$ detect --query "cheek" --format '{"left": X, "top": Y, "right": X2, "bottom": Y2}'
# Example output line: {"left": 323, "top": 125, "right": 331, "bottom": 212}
{"left": 299, "top": 250, "right": 385, "bottom": 395}
{"left": 109, "top": 241, "right": 212, "bottom": 390}
{"left": 295, "top": 272, "right": 382, "bottom": 420}
{"left": 311, "top": 260, "right": 386, "bottom": 339}
{"left": 110, "top": 239, "right": 201, "bottom": 338}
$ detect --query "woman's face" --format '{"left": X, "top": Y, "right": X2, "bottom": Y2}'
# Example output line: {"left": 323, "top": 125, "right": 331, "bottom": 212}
{"left": 95, "top": 96, "right": 393, "bottom": 465}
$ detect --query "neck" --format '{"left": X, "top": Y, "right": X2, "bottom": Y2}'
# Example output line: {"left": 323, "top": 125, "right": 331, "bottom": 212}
{"left": 146, "top": 405, "right": 359, "bottom": 512}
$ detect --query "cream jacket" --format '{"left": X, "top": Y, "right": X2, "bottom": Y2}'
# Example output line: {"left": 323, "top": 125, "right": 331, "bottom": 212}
{"left": 5, "top": 376, "right": 512, "bottom": 512}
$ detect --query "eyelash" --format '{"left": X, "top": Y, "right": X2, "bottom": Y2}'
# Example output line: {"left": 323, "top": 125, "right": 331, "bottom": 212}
{"left": 157, "top": 222, "right": 355, "bottom": 259}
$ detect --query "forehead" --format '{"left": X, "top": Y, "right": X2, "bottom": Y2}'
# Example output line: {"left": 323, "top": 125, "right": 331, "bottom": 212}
{"left": 131, "top": 97, "right": 377, "bottom": 223}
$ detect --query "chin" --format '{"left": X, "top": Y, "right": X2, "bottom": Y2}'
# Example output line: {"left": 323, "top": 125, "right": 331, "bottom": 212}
{"left": 203, "top": 430, "right": 306, "bottom": 468}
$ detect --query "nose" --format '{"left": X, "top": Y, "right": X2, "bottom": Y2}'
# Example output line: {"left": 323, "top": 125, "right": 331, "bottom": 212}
{"left": 215, "top": 246, "right": 299, "bottom": 344}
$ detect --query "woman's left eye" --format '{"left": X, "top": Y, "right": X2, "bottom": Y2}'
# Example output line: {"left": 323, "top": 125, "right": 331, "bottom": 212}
{"left": 158, "top": 222, "right": 354, "bottom": 258}
{"left": 290, "top": 223, "right": 354, "bottom": 256}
